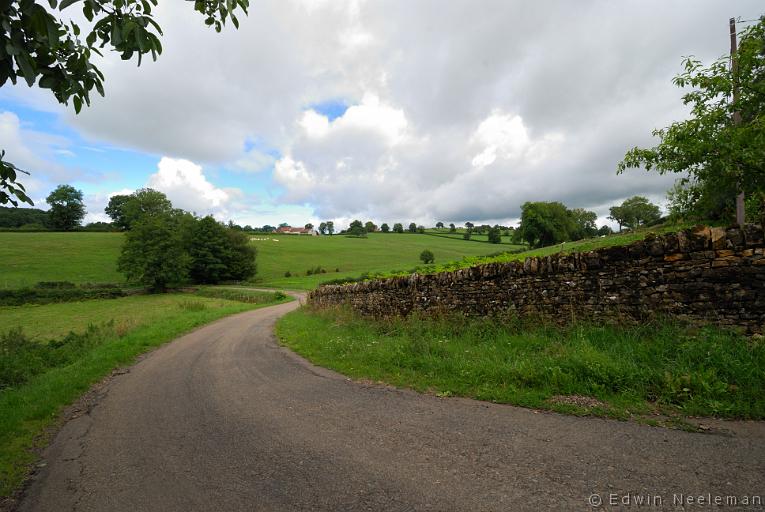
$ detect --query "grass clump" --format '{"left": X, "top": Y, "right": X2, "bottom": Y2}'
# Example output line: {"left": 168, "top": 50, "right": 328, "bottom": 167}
{"left": 277, "top": 307, "right": 765, "bottom": 420}
{"left": 194, "top": 287, "right": 292, "bottom": 305}
{"left": 0, "top": 284, "right": 127, "bottom": 307}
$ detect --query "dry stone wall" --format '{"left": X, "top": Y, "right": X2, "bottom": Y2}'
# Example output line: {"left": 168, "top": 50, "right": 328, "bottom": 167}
{"left": 308, "top": 225, "right": 765, "bottom": 333}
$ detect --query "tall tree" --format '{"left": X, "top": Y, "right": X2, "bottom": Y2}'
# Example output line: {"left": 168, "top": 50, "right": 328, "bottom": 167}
{"left": 380, "top": 223, "right": 390, "bottom": 233}
{"left": 608, "top": 205, "right": 629, "bottom": 233}
{"left": 46, "top": 184, "right": 85, "bottom": 230}
{"left": 435, "top": 221, "right": 444, "bottom": 229}
{"left": 517, "top": 201, "right": 576, "bottom": 247}
{"left": 0, "top": 0, "right": 249, "bottom": 206}
{"left": 364, "top": 221, "right": 377, "bottom": 232}
{"left": 188, "top": 216, "right": 230, "bottom": 284}
{"left": 569, "top": 208, "right": 598, "bottom": 240}
{"left": 104, "top": 194, "right": 131, "bottom": 230}
{"left": 118, "top": 214, "right": 190, "bottom": 292}
{"left": 609, "top": 196, "right": 661, "bottom": 231}
{"left": 407, "top": 222, "right": 417, "bottom": 233}
{"left": 392, "top": 222, "right": 404, "bottom": 233}
{"left": 326, "top": 221, "right": 334, "bottom": 235}
{"left": 121, "top": 188, "right": 173, "bottom": 228}
{"left": 318, "top": 222, "right": 327, "bottom": 235}
{"left": 618, "top": 18, "right": 765, "bottom": 224}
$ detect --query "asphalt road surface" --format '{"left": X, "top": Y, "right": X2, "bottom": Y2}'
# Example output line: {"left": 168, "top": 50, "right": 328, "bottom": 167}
{"left": 17, "top": 297, "right": 765, "bottom": 511}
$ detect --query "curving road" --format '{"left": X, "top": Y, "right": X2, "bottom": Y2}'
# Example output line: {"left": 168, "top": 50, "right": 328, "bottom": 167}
{"left": 18, "top": 297, "right": 765, "bottom": 511}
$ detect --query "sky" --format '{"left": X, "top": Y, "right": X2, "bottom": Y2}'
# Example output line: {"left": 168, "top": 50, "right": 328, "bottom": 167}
{"left": 0, "top": 0, "right": 762, "bottom": 229}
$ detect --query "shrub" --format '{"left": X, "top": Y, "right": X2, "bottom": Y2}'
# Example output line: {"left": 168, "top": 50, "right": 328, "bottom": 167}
{"left": 419, "top": 249, "right": 435, "bottom": 264}
{"left": 284, "top": 271, "right": 292, "bottom": 277}
{"left": 195, "top": 287, "right": 288, "bottom": 304}
{"left": 0, "top": 325, "right": 108, "bottom": 390}
{"left": 0, "top": 286, "right": 125, "bottom": 306}
{"left": 35, "top": 281, "right": 76, "bottom": 289}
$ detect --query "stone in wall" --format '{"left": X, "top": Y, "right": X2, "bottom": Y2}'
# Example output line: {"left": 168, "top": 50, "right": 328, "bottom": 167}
{"left": 308, "top": 225, "right": 765, "bottom": 333}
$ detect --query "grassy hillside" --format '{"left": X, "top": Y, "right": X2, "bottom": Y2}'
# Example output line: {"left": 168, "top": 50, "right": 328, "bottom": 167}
{"left": 0, "top": 232, "right": 124, "bottom": 288}
{"left": 0, "top": 227, "right": 686, "bottom": 291}
{"left": 423, "top": 229, "right": 520, "bottom": 245}
{"left": 250, "top": 233, "right": 521, "bottom": 289}
{"left": 365, "top": 225, "right": 691, "bottom": 281}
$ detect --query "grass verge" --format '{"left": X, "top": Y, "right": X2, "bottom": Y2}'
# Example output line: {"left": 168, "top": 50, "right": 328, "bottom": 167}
{"left": 276, "top": 307, "right": 765, "bottom": 423}
{"left": 0, "top": 294, "right": 289, "bottom": 498}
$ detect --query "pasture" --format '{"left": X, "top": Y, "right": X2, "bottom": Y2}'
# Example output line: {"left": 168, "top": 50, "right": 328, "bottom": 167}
{"left": 247, "top": 232, "right": 522, "bottom": 288}
{"left": 0, "top": 232, "right": 124, "bottom": 288}
{"left": 0, "top": 231, "right": 523, "bottom": 291}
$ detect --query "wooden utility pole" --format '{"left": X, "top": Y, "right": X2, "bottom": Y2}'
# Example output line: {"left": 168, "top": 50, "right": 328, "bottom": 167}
{"left": 730, "top": 17, "right": 746, "bottom": 226}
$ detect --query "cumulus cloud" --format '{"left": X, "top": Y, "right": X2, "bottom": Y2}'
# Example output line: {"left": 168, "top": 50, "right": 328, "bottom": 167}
{"left": 5, "top": 0, "right": 760, "bottom": 227}
{"left": 146, "top": 157, "right": 239, "bottom": 219}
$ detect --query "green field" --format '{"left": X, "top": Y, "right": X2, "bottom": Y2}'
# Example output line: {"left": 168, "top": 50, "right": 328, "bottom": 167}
{"left": 0, "top": 292, "right": 282, "bottom": 341}
{"left": 0, "top": 232, "right": 124, "bottom": 288}
{"left": 423, "top": 229, "right": 520, "bottom": 245}
{"left": 249, "top": 233, "right": 522, "bottom": 289}
{"left": 278, "top": 307, "right": 765, "bottom": 424}
{"left": 0, "top": 226, "right": 689, "bottom": 291}
{"left": 0, "top": 232, "right": 522, "bottom": 291}
{"left": 370, "top": 225, "right": 693, "bottom": 280}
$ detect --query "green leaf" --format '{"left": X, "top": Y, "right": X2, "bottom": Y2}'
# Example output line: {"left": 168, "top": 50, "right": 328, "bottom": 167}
{"left": 14, "top": 53, "right": 36, "bottom": 87}
{"left": 73, "top": 95, "right": 82, "bottom": 113}
{"left": 58, "top": 0, "right": 80, "bottom": 9}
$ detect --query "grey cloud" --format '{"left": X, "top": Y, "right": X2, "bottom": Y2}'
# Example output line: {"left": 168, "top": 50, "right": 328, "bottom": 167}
{"left": 32, "top": 0, "right": 762, "bottom": 226}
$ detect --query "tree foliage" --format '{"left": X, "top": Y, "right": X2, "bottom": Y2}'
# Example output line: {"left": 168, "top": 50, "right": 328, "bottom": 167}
{"left": 46, "top": 184, "right": 85, "bottom": 230}
{"left": 118, "top": 214, "right": 189, "bottom": 292}
{"left": 419, "top": 249, "right": 434, "bottom": 264}
{"left": 569, "top": 208, "right": 598, "bottom": 240}
{"left": 392, "top": 222, "right": 404, "bottom": 233}
{"left": 487, "top": 225, "right": 501, "bottom": 244}
{"left": 0, "top": 205, "right": 49, "bottom": 228}
{"left": 117, "top": 197, "right": 256, "bottom": 290}
{"left": 517, "top": 201, "right": 577, "bottom": 247}
{"left": 380, "top": 223, "right": 390, "bottom": 233}
{"left": 0, "top": 0, "right": 248, "bottom": 205}
{"left": 119, "top": 188, "right": 173, "bottom": 228}
{"left": 407, "top": 222, "right": 417, "bottom": 233}
{"left": 188, "top": 216, "right": 256, "bottom": 284}
{"left": 608, "top": 196, "right": 661, "bottom": 231}
{"left": 104, "top": 194, "right": 131, "bottom": 230}
{"left": 618, "top": 18, "right": 765, "bottom": 221}
{"left": 0, "top": 151, "right": 32, "bottom": 206}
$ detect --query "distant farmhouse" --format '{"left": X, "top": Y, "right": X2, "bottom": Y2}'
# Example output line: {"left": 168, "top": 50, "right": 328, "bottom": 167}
{"left": 275, "top": 226, "right": 316, "bottom": 235}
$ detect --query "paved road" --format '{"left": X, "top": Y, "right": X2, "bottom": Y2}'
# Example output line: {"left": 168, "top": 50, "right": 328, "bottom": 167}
{"left": 18, "top": 298, "right": 765, "bottom": 511}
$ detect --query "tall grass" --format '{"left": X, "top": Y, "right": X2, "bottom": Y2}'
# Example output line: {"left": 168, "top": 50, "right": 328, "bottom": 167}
{"left": 277, "top": 307, "right": 765, "bottom": 420}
